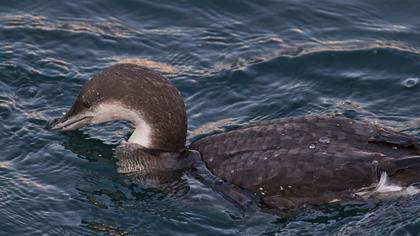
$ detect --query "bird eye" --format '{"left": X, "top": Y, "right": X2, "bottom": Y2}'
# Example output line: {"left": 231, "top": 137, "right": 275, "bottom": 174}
{"left": 83, "top": 100, "right": 91, "bottom": 108}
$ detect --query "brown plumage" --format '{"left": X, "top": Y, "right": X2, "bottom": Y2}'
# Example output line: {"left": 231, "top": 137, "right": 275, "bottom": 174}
{"left": 190, "top": 116, "right": 420, "bottom": 208}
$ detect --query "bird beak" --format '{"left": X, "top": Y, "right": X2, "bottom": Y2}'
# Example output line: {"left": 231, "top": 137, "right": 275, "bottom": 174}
{"left": 49, "top": 114, "right": 92, "bottom": 132}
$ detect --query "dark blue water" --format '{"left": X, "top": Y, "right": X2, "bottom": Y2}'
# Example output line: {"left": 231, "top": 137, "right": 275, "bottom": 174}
{"left": 1, "top": 1, "right": 420, "bottom": 235}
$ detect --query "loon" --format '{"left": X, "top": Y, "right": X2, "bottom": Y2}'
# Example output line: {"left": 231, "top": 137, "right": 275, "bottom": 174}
{"left": 50, "top": 63, "right": 420, "bottom": 209}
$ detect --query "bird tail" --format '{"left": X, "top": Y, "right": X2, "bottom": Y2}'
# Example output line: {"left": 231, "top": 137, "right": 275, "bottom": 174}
{"left": 380, "top": 156, "right": 420, "bottom": 186}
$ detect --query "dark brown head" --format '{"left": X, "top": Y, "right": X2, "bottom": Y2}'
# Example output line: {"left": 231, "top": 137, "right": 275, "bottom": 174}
{"left": 50, "top": 63, "right": 187, "bottom": 152}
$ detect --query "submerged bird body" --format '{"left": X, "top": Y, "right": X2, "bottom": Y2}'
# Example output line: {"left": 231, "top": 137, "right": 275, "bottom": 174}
{"left": 51, "top": 64, "right": 420, "bottom": 209}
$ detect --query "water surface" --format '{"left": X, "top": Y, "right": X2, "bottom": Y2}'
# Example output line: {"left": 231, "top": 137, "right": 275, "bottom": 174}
{"left": 1, "top": 1, "right": 420, "bottom": 235}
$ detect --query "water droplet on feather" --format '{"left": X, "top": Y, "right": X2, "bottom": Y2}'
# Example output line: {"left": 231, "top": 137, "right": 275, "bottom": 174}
{"left": 319, "top": 136, "right": 331, "bottom": 144}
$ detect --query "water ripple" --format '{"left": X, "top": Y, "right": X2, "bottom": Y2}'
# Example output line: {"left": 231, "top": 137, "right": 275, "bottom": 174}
{"left": 1, "top": 0, "right": 420, "bottom": 235}
{"left": 1, "top": 14, "right": 136, "bottom": 39}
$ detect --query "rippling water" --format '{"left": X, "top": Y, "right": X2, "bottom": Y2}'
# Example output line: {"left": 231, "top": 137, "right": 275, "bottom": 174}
{"left": 1, "top": 1, "right": 420, "bottom": 235}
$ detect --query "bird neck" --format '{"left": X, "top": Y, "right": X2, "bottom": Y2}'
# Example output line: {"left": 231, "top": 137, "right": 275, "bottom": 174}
{"left": 128, "top": 118, "right": 153, "bottom": 148}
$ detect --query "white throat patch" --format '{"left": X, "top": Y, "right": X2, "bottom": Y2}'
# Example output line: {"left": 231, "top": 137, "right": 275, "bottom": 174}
{"left": 127, "top": 119, "right": 152, "bottom": 148}
{"left": 91, "top": 102, "right": 152, "bottom": 148}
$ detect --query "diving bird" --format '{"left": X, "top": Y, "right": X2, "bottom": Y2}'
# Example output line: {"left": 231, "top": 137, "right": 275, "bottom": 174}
{"left": 50, "top": 63, "right": 420, "bottom": 209}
